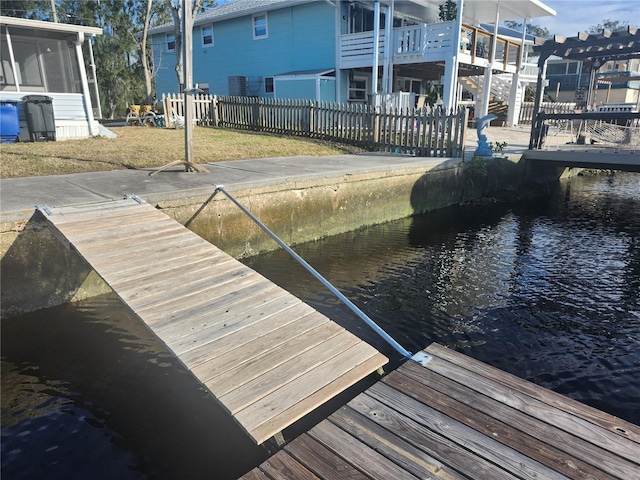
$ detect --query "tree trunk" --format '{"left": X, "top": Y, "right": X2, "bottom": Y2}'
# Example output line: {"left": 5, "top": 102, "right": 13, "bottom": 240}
{"left": 168, "top": 0, "right": 204, "bottom": 92}
{"left": 169, "top": 1, "right": 183, "bottom": 91}
{"left": 141, "top": 0, "right": 154, "bottom": 104}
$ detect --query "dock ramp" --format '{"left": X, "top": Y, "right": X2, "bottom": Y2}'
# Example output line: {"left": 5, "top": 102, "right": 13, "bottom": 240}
{"left": 37, "top": 198, "right": 387, "bottom": 444}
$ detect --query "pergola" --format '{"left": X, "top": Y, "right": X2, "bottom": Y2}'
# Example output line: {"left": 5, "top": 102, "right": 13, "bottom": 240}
{"left": 530, "top": 26, "right": 640, "bottom": 129}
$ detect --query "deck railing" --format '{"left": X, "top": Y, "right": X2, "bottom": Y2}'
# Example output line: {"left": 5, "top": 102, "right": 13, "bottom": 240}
{"left": 160, "top": 93, "right": 468, "bottom": 158}
{"left": 340, "top": 21, "right": 519, "bottom": 71}
{"left": 459, "top": 24, "right": 521, "bottom": 70}
{"left": 519, "top": 102, "right": 577, "bottom": 124}
{"left": 531, "top": 110, "right": 640, "bottom": 151}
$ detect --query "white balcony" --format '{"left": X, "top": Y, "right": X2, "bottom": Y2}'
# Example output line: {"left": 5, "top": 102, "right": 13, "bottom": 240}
{"left": 339, "top": 21, "right": 522, "bottom": 74}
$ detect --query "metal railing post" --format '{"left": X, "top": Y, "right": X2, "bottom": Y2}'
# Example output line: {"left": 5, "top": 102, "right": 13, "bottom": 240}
{"left": 214, "top": 185, "right": 413, "bottom": 360}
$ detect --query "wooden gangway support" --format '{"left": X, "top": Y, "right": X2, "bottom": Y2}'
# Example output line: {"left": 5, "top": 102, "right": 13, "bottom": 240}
{"left": 37, "top": 198, "right": 387, "bottom": 445}
{"left": 243, "top": 343, "right": 640, "bottom": 479}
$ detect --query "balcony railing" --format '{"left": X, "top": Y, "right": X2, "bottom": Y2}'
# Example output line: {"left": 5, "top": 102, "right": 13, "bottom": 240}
{"left": 459, "top": 24, "right": 521, "bottom": 71}
{"left": 340, "top": 21, "right": 521, "bottom": 72}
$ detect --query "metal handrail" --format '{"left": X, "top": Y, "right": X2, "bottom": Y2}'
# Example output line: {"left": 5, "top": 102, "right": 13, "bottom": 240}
{"left": 214, "top": 185, "right": 413, "bottom": 360}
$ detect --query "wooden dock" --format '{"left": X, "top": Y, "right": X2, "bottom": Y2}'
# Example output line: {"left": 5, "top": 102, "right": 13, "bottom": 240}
{"left": 242, "top": 343, "right": 640, "bottom": 480}
{"left": 37, "top": 198, "right": 387, "bottom": 445}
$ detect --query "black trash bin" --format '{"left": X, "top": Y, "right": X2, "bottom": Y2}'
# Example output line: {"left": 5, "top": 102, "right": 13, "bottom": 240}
{"left": 22, "top": 95, "right": 55, "bottom": 141}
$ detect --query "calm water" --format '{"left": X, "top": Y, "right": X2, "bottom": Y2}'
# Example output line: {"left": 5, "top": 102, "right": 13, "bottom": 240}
{"left": 2, "top": 172, "right": 639, "bottom": 479}
{"left": 243, "top": 172, "right": 640, "bottom": 426}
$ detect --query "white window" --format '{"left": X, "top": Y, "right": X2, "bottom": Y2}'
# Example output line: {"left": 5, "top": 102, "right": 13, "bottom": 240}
{"left": 253, "top": 13, "right": 268, "bottom": 39}
{"left": 202, "top": 24, "right": 213, "bottom": 47}
{"left": 348, "top": 76, "right": 367, "bottom": 103}
{"left": 167, "top": 33, "right": 175, "bottom": 51}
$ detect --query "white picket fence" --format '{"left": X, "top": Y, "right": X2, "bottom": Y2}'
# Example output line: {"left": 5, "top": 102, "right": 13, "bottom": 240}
{"left": 160, "top": 93, "right": 468, "bottom": 157}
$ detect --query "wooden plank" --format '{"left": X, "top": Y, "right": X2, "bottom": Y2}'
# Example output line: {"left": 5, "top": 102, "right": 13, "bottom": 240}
{"left": 385, "top": 368, "right": 617, "bottom": 480}
{"left": 258, "top": 450, "right": 320, "bottom": 480}
{"left": 48, "top": 208, "right": 164, "bottom": 232}
{"left": 309, "top": 419, "right": 418, "bottom": 480}
{"left": 106, "top": 254, "right": 236, "bottom": 292}
{"left": 168, "top": 290, "right": 305, "bottom": 356}
{"left": 174, "top": 295, "right": 307, "bottom": 369}
{"left": 249, "top": 352, "right": 387, "bottom": 446}
{"left": 61, "top": 216, "right": 182, "bottom": 244}
{"left": 97, "top": 244, "right": 224, "bottom": 281}
{"left": 422, "top": 346, "right": 640, "bottom": 464}
{"left": 426, "top": 343, "right": 640, "bottom": 444}
{"left": 400, "top": 359, "right": 638, "bottom": 479}
{"left": 78, "top": 230, "right": 205, "bottom": 265}
{"left": 221, "top": 330, "right": 362, "bottom": 414}
{"left": 116, "top": 260, "right": 247, "bottom": 309}
{"left": 364, "top": 381, "right": 566, "bottom": 480}
{"left": 50, "top": 209, "right": 171, "bottom": 234}
{"left": 126, "top": 264, "right": 260, "bottom": 312}
{"left": 238, "top": 469, "right": 271, "bottom": 480}
{"left": 46, "top": 199, "right": 142, "bottom": 219}
{"left": 284, "top": 434, "right": 370, "bottom": 480}
{"left": 144, "top": 277, "right": 278, "bottom": 328}
{"left": 330, "top": 405, "right": 470, "bottom": 480}
{"left": 151, "top": 282, "right": 289, "bottom": 342}
{"left": 73, "top": 225, "right": 192, "bottom": 255}
{"left": 192, "top": 310, "right": 333, "bottom": 384}
{"left": 182, "top": 302, "right": 320, "bottom": 376}
{"left": 241, "top": 349, "right": 387, "bottom": 444}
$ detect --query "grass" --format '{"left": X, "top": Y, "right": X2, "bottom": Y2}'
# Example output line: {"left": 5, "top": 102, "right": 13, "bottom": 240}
{"left": 0, "top": 126, "right": 365, "bottom": 178}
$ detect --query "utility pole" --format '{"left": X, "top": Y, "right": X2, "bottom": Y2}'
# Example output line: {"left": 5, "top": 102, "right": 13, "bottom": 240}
{"left": 183, "top": 0, "right": 194, "bottom": 166}
{"left": 150, "top": 0, "right": 208, "bottom": 175}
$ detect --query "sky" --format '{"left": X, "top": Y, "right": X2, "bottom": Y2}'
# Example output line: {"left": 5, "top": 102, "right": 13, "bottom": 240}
{"left": 529, "top": 0, "right": 640, "bottom": 38}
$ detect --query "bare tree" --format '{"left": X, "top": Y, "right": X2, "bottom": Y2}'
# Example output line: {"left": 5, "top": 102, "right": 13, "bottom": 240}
{"left": 166, "top": 0, "right": 206, "bottom": 91}
{"left": 141, "top": 0, "right": 154, "bottom": 103}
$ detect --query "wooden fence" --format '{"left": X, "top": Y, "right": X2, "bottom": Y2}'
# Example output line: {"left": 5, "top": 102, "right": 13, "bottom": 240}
{"left": 519, "top": 101, "right": 577, "bottom": 124}
{"left": 161, "top": 93, "right": 468, "bottom": 157}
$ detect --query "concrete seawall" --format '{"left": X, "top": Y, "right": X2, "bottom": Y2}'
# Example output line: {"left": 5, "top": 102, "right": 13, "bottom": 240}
{"left": 1, "top": 135, "right": 568, "bottom": 318}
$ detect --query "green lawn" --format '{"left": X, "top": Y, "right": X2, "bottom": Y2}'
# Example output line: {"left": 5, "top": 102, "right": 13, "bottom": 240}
{"left": 0, "top": 126, "right": 364, "bottom": 178}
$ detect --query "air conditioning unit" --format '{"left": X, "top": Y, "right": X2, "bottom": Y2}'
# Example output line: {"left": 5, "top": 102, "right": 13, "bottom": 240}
{"left": 228, "top": 76, "right": 247, "bottom": 96}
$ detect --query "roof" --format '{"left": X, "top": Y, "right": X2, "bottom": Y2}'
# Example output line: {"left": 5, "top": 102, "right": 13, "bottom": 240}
{"left": 460, "top": 0, "right": 555, "bottom": 24}
{"left": 149, "top": 0, "right": 556, "bottom": 35}
{"left": 0, "top": 15, "right": 103, "bottom": 36}
{"left": 534, "top": 26, "right": 640, "bottom": 64}
{"left": 275, "top": 68, "right": 335, "bottom": 77}
{"left": 149, "top": 0, "right": 312, "bottom": 34}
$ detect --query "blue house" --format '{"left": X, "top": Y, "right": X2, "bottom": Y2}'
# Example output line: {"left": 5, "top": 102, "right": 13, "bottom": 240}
{"left": 150, "top": 0, "right": 555, "bottom": 122}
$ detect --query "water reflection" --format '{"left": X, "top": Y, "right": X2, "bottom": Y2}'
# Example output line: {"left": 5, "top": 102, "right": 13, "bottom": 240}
{"left": 1, "top": 296, "right": 267, "bottom": 480}
{"left": 244, "top": 173, "right": 640, "bottom": 425}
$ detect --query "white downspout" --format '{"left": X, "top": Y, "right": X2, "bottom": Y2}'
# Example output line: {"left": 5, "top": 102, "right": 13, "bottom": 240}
{"left": 333, "top": 1, "right": 342, "bottom": 102}
{"left": 371, "top": 1, "right": 381, "bottom": 97}
{"left": 480, "top": 3, "right": 500, "bottom": 117}
{"left": 5, "top": 28, "right": 20, "bottom": 92}
{"left": 382, "top": 0, "right": 394, "bottom": 94}
{"left": 75, "top": 32, "right": 98, "bottom": 136}
{"left": 507, "top": 16, "right": 528, "bottom": 126}
{"left": 87, "top": 35, "right": 102, "bottom": 119}
{"left": 442, "top": 0, "right": 464, "bottom": 112}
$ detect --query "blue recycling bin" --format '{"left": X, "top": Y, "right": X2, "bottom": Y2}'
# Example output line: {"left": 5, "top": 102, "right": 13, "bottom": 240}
{"left": 0, "top": 100, "right": 20, "bottom": 143}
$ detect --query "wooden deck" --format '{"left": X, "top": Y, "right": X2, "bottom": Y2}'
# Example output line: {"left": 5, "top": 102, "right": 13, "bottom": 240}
{"left": 37, "top": 198, "right": 387, "bottom": 445}
{"left": 242, "top": 343, "right": 640, "bottom": 479}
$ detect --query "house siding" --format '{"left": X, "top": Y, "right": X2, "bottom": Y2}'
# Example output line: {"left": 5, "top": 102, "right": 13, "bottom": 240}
{"left": 153, "top": 1, "right": 337, "bottom": 97}
{"left": 0, "top": 92, "right": 92, "bottom": 140}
